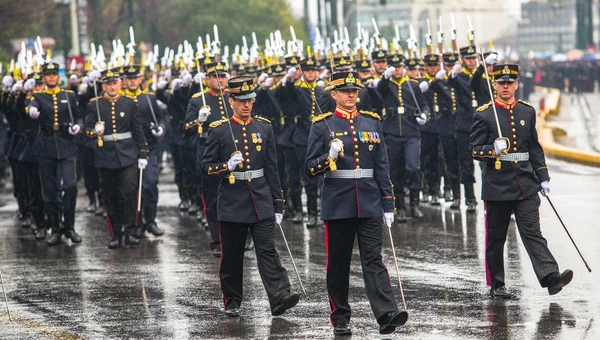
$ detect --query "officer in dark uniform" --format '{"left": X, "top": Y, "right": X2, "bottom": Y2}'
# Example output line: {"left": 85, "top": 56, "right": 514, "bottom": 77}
{"left": 447, "top": 46, "right": 479, "bottom": 213}
{"left": 201, "top": 76, "right": 300, "bottom": 317}
{"left": 471, "top": 51, "right": 497, "bottom": 106}
{"left": 371, "top": 49, "right": 388, "bottom": 78}
{"left": 122, "top": 65, "right": 165, "bottom": 237}
{"left": 377, "top": 56, "right": 429, "bottom": 221}
{"left": 306, "top": 71, "right": 407, "bottom": 336}
{"left": 185, "top": 60, "right": 231, "bottom": 256}
{"left": 28, "top": 62, "right": 83, "bottom": 246}
{"left": 85, "top": 69, "right": 148, "bottom": 249}
{"left": 469, "top": 64, "right": 573, "bottom": 298}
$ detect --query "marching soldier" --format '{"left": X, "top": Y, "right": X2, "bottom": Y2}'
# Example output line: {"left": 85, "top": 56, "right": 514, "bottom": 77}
{"left": 469, "top": 63, "right": 573, "bottom": 298}
{"left": 122, "top": 65, "right": 165, "bottom": 237}
{"left": 446, "top": 46, "right": 480, "bottom": 213}
{"left": 27, "top": 62, "right": 83, "bottom": 246}
{"left": 371, "top": 49, "right": 388, "bottom": 78}
{"left": 377, "top": 55, "right": 429, "bottom": 221}
{"left": 306, "top": 71, "right": 407, "bottom": 335}
{"left": 85, "top": 69, "right": 148, "bottom": 248}
{"left": 200, "top": 76, "right": 299, "bottom": 317}
{"left": 185, "top": 60, "right": 232, "bottom": 256}
{"left": 471, "top": 51, "right": 498, "bottom": 105}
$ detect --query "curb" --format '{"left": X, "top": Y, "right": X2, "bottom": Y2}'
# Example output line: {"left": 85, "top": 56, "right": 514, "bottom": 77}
{"left": 535, "top": 87, "right": 600, "bottom": 166}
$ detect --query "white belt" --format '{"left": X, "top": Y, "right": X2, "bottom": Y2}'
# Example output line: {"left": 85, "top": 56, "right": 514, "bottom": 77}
{"left": 232, "top": 169, "right": 264, "bottom": 180}
{"left": 102, "top": 132, "right": 132, "bottom": 142}
{"left": 499, "top": 152, "right": 529, "bottom": 162}
{"left": 324, "top": 169, "right": 374, "bottom": 179}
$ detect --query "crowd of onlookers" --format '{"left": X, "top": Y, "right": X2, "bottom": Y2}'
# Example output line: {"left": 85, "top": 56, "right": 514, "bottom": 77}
{"left": 521, "top": 59, "right": 599, "bottom": 94}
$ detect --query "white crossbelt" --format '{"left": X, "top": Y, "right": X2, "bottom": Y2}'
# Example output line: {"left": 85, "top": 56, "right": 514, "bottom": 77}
{"left": 499, "top": 152, "right": 529, "bottom": 162}
{"left": 232, "top": 169, "right": 264, "bottom": 180}
{"left": 102, "top": 132, "right": 132, "bottom": 142}
{"left": 324, "top": 169, "right": 374, "bottom": 179}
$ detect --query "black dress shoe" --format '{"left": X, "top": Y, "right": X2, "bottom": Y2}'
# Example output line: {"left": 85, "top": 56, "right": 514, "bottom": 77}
{"left": 396, "top": 209, "right": 408, "bottom": 223}
{"left": 548, "top": 269, "right": 573, "bottom": 295}
{"left": 35, "top": 228, "right": 47, "bottom": 240}
{"left": 94, "top": 206, "right": 104, "bottom": 216}
{"left": 333, "top": 324, "right": 351, "bottom": 336}
{"left": 411, "top": 206, "right": 424, "bottom": 218}
{"left": 490, "top": 286, "right": 517, "bottom": 299}
{"left": 178, "top": 200, "right": 190, "bottom": 212}
{"left": 108, "top": 236, "right": 121, "bottom": 249}
{"left": 86, "top": 202, "right": 96, "bottom": 213}
{"left": 292, "top": 211, "right": 303, "bottom": 224}
{"left": 223, "top": 308, "right": 240, "bottom": 317}
{"left": 124, "top": 235, "right": 140, "bottom": 246}
{"left": 430, "top": 195, "right": 440, "bottom": 206}
{"left": 444, "top": 190, "right": 453, "bottom": 202}
{"left": 212, "top": 248, "right": 222, "bottom": 257}
{"left": 22, "top": 216, "right": 32, "bottom": 228}
{"left": 450, "top": 199, "right": 461, "bottom": 210}
{"left": 466, "top": 200, "right": 477, "bottom": 213}
{"left": 64, "top": 229, "right": 82, "bottom": 243}
{"left": 47, "top": 233, "right": 62, "bottom": 246}
{"left": 272, "top": 292, "right": 300, "bottom": 316}
{"left": 306, "top": 215, "right": 319, "bottom": 229}
{"left": 188, "top": 203, "right": 199, "bottom": 214}
{"left": 145, "top": 222, "right": 164, "bottom": 237}
{"left": 421, "top": 194, "right": 430, "bottom": 203}
{"left": 379, "top": 310, "right": 409, "bottom": 335}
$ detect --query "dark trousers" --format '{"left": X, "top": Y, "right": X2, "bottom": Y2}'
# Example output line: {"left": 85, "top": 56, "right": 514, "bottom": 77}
{"left": 484, "top": 195, "right": 559, "bottom": 288}
{"left": 286, "top": 145, "right": 318, "bottom": 201}
{"left": 171, "top": 143, "right": 184, "bottom": 189}
{"left": 325, "top": 218, "right": 399, "bottom": 327}
{"left": 202, "top": 174, "right": 220, "bottom": 250}
{"left": 439, "top": 136, "right": 460, "bottom": 183}
{"left": 219, "top": 217, "right": 292, "bottom": 311}
{"left": 277, "top": 143, "right": 289, "bottom": 202}
{"left": 18, "top": 160, "right": 44, "bottom": 225}
{"left": 420, "top": 132, "right": 439, "bottom": 186}
{"left": 99, "top": 165, "right": 138, "bottom": 237}
{"left": 385, "top": 134, "right": 423, "bottom": 196}
{"left": 141, "top": 149, "right": 159, "bottom": 207}
{"left": 80, "top": 147, "right": 100, "bottom": 201}
{"left": 294, "top": 145, "right": 319, "bottom": 198}
{"left": 455, "top": 131, "right": 475, "bottom": 184}
{"left": 38, "top": 156, "right": 77, "bottom": 226}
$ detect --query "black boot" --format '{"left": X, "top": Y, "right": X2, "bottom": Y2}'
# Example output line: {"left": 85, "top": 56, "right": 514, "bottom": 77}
{"left": 64, "top": 228, "right": 82, "bottom": 243}
{"left": 108, "top": 234, "right": 122, "bottom": 249}
{"left": 429, "top": 182, "right": 441, "bottom": 206}
{"left": 464, "top": 183, "right": 477, "bottom": 214}
{"left": 35, "top": 226, "right": 47, "bottom": 240}
{"left": 86, "top": 193, "right": 97, "bottom": 213}
{"left": 305, "top": 196, "right": 320, "bottom": 229}
{"left": 420, "top": 183, "right": 430, "bottom": 203}
{"left": 395, "top": 197, "right": 408, "bottom": 223}
{"left": 125, "top": 233, "right": 140, "bottom": 246}
{"left": 94, "top": 192, "right": 104, "bottom": 216}
{"left": 22, "top": 214, "right": 32, "bottom": 228}
{"left": 188, "top": 190, "right": 199, "bottom": 214}
{"left": 410, "top": 191, "right": 424, "bottom": 219}
{"left": 443, "top": 184, "right": 453, "bottom": 201}
{"left": 178, "top": 188, "right": 190, "bottom": 212}
{"left": 450, "top": 182, "right": 461, "bottom": 210}
{"left": 291, "top": 195, "right": 303, "bottom": 224}
{"left": 46, "top": 214, "right": 63, "bottom": 246}
{"left": 144, "top": 205, "right": 164, "bottom": 237}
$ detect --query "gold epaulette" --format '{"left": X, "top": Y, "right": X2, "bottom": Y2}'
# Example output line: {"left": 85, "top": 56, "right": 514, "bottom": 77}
{"left": 191, "top": 89, "right": 209, "bottom": 99}
{"left": 323, "top": 84, "right": 334, "bottom": 92}
{"left": 476, "top": 101, "right": 492, "bottom": 112}
{"left": 255, "top": 116, "right": 271, "bottom": 124}
{"left": 518, "top": 99, "right": 534, "bottom": 108}
{"left": 209, "top": 118, "right": 229, "bottom": 128}
{"left": 359, "top": 110, "right": 381, "bottom": 120}
{"left": 312, "top": 112, "right": 333, "bottom": 123}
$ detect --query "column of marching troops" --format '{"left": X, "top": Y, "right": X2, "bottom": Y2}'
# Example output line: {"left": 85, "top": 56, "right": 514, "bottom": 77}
{"left": 0, "top": 35, "right": 575, "bottom": 335}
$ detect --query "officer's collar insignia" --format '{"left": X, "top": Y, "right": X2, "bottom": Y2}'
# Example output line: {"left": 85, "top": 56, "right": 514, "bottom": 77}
{"left": 377, "top": 51, "right": 385, "bottom": 57}
{"left": 361, "top": 60, "right": 369, "bottom": 67}
{"left": 520, "top": 120, "right": 525, "bottom": 126}
{"left": 502, "top": 65, "right": 511, "bottom": 75}
{"left": 241, "top": 82, "right": 250, "bottom": 91}
{"left": 369, "top": 145, "right": 374, "bottom": 151}
{"left": 345, "top": 73, "right": 356, "bottom": 84}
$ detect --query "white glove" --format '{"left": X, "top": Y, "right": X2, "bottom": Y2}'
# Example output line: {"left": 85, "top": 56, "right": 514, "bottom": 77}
{"left": 170, "top": 79, "right": 182, "bottom": 92}
{"left": 227, "top": 152, "right": 244, "bottom": 171}
{"left": 402, "top": 68, "right": 407, "bottom": 77}
{"left": 24, "top": 79, "right": 36, "bottom": 91}
{"left": 451, "top": 63, "right": 462, "bottom": 78}
{"left": 157, "top": 79, "right": 168, "bottom": 90}
{"left": 95, "top": 123, "right": 105, "bottom": 134}
{"left": 485, "top": 53, "right": 498, "bottom": 66}
{"left": 384, "top": 212, "right": 394, "bottom": 228}
{"left": 319, "top": 69, "right": 329, "bottom": 80}
{"left": 275, "top": 213, "right": 283, "bottom": 225}
{"left": 89, "top": 70, "right": 102, "bottom": 82}
{"left": 2, "top": 75, "right": 13, "bottom": 88}
{"left": 263, "top": 77, "right": 274, "bottom": 89}
{"left": 328, "top": 139, "right": 343, "bottom": 160}
{"left": 258, "top": 73, "right": 268, "bottom": 84}
{"left": 78, "top": 83, "right": 88, "bottom": 96}
{"left": 494, "top": 139, "right": 508, "bottom": 155}
{"left": 164, "top": 69, "right": 172, "bottom": 81}
{"left": 416, "top": 113, "right": 427, "bottom": 125}
{"left": 371, "top": 78, "right": 381, "bottom": 88}
{"left": 435, "top": 70, "right": 446, "bottom": 81}
{"left": 419, "top": 81, "right": 429, "bottom": 93}
{"left": 194, "top": 72, "right": 206, "bottom": 84}
{"left": 316, "top": 79, "right": 325, "bottom": 87}
{"left": 11, "top": 80, "right": 23, "bottom": 92}
{"left": 198, "top": 106, "right": 211, "bottom": 122}
{"left": 384, "top": 66, "right": 395, "bottom": 79}
{"left": 182, "top": 73, "right": 192, "bottom": 86}
{"left": 81, "top": 76, "right": 90, "bottom": 85}
{"left": 69, "top": 124, "right": 81, "bottom": 135}
{"left": 151, "top": 125, "right": 164, "bottom": 137}
{"left": 69, "top": 74, "right": 78, "bottom": 85}
{"left": 286, "top": 67, "right": 296, "bottom": 81}
{"left": 138, "top": 158, "right": 148, "bottom": 170}
{"left": 540, "top": 181, "right": 550, "bottom": 197}
{"left": 28, "top": 106, "right": 40, "bottom": 119}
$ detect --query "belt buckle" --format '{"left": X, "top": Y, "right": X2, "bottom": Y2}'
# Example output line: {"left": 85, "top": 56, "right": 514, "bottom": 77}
{"left": 112, "top": 133, "right": 118, "bottom": 141}
{"left": 53, "top": 124, "right": 59, "bottom": 132}
{"left": 354, "top": 169, "right": 362, "bottom": 179}
{"left": 244, "top": 170, "right": 251, "bottom": 180}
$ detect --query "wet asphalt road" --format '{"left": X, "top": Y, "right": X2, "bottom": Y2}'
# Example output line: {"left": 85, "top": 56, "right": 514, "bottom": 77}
{"left": 0, "top": 158, "right": 599, "bottom": 339}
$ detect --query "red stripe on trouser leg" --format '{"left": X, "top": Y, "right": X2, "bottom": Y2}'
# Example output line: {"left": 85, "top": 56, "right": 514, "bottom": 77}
{"left": 218, "top": 222, "right": 228, "bottom": 309}
{"left": 484, "top": 202, "right": 491, "bottom": 286}
{"left": 325, "top": 220, "right": 337, "bottom": 327}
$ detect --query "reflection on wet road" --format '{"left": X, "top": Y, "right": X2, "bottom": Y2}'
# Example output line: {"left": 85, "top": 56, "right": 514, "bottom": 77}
{"left": 0, "top": 159, "right": 598, "bottom": 339}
